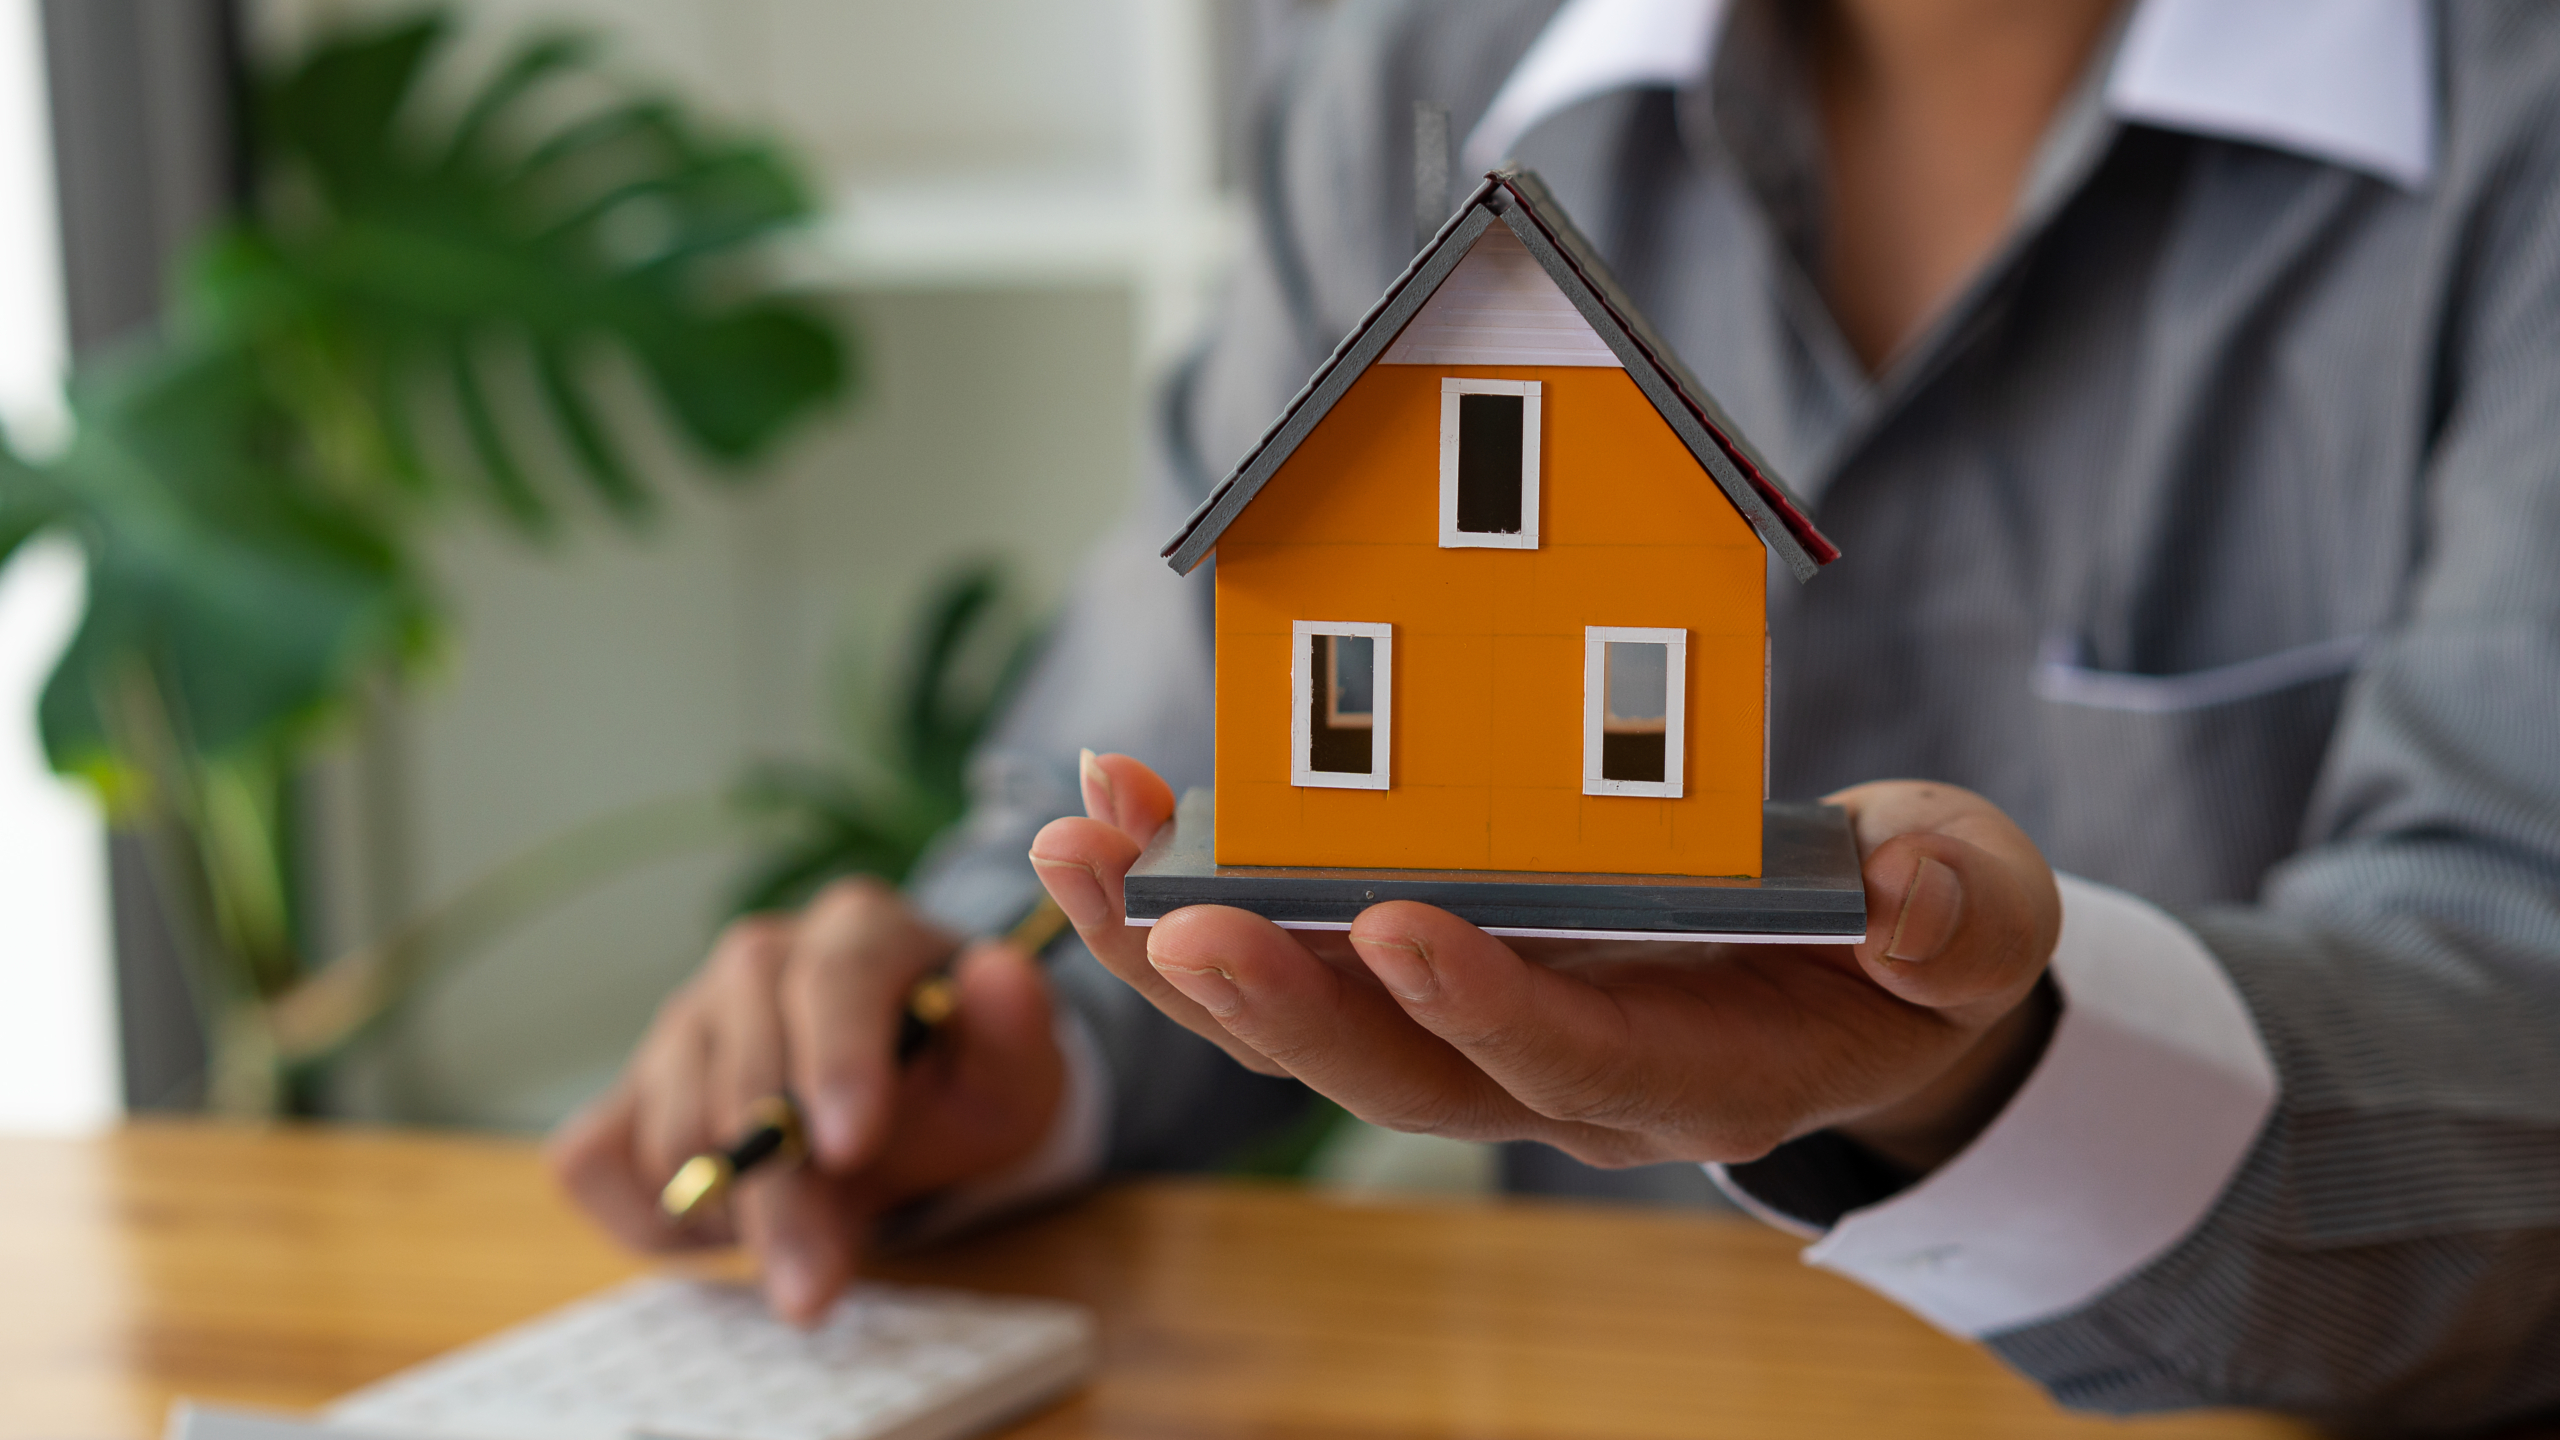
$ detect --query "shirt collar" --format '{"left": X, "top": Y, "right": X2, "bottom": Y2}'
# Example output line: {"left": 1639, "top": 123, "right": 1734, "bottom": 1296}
{"left": 1461, "top": 0, "right": 2437, "bottom": 191}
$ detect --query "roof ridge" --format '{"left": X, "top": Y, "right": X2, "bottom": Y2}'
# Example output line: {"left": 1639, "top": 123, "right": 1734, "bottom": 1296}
{"left": 1161, "top": 167, "right": 1839, "bottom": 579}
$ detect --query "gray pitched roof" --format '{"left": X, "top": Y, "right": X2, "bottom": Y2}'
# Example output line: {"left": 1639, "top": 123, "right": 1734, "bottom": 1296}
{"left": 1160, "top": 167, "right": 1840, "bottom": 580}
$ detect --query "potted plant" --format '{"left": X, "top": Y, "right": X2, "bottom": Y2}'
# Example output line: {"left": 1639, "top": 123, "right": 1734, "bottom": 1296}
{"left": 0, "top": 13, "right": 848, "bottom": 1114}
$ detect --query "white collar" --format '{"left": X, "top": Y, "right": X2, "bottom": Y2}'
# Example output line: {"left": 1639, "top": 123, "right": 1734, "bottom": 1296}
{"left": 1461, "top": 0, "right": 2436, "bottom": 191}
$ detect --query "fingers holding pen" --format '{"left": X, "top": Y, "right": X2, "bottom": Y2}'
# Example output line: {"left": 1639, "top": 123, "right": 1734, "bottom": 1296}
{"left": 559, "top": 861, "right": 1052, "bottom": 1325}
{"left": 559, "top": 946, "right": 754, "bottom": 1255}
{"left": 548, "top": 1083, "right": 720, "bottom": 1253}
{"left": 631, "top": 984, "right": 718, "bottom": 1190}
{"left": 864, "top": 941, "right": 1066, "bottom": 1198}
{"left": 705, "top": 916, "right": 794, "bottom": 1138}
{"left": 781, "top": 877, "right": 958, "bottom": 1171}
{"left": 702, "top": 923, "right": 844, "bottom": 1317}
{"left": 750, "top": 881, "right": 975, "bottom": 1323}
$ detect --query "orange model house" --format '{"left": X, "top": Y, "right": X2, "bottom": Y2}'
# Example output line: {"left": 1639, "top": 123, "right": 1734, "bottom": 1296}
{"left": 1158, "top": 169, "right": 1838, "bottom": 886}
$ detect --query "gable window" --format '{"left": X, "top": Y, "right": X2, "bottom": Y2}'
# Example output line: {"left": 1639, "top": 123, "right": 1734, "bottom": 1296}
{"left": 1439, "top": 378, "right": 1541, "bottom": 549}
{"left": 1292, "top": 621, "right": 1393, "bottom": 789}
{"left": 1583, "top": 626, "right": 1686, "bottom": 798}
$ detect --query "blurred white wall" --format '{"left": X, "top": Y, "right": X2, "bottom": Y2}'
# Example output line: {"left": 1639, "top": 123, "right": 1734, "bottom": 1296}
{"left": 254, "top": 0, "right": 1240, "bottom": 1126}
{"left": 0, "top": 0, "right": 118, "bottom": 1133}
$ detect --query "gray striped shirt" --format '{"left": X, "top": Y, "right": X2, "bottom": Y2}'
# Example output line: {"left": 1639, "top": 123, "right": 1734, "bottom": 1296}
{"left": 915, "top": 1, "right": 2560, "bottom": 1426}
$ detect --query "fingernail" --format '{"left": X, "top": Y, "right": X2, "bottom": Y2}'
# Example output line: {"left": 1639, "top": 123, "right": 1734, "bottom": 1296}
{"left": 810, "top": 1082, "right": 862, "bottom": 1165}
{"left": 1078, "top": 748, "right": 1115, "bottom": 820}
{"left": 1029, "top": 851, "right": 1111, "bottom": 929}
{"left": 1886, "top": 856, "right": 1964, "bottom": 963}
{"left": 1351, "top": 934, "right": 1436, "bottom": 1002}
{"left": 1150, "top": 959, "right": 1241, "bottom": 1015}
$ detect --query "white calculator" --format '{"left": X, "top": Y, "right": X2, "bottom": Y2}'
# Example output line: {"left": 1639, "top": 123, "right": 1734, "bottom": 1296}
{"left": 287, "top": 1277, "right": 1096, "bottom": 1440}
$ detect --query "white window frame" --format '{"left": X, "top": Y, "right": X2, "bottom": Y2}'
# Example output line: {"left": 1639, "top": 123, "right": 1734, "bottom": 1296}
{"left": 1438, "top": 377, "right": 1541, "bottom": 549}
{"left": 1583, "top": 625, "right": 1686, "bottom": 798}
{"left": 1291, "top": 620, "right": 1393, "bottom": 790}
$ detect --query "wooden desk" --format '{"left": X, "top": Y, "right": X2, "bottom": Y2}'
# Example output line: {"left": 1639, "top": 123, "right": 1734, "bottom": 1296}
{"left": 3, "top": 1123, "right": 2310, "bottom": 1440}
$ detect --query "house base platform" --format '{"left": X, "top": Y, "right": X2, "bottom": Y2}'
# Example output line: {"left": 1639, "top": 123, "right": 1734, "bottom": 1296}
{"left": 1124, "top": 789, "right": 1868, "bottom": 944}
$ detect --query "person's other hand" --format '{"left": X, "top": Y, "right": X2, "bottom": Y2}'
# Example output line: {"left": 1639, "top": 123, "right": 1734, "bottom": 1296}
{"left": 1031, "top": 753, "right": 2059, "bottom": 1176}
{"left": 546, "top": 878, "right": 1066, "bottom": 1322}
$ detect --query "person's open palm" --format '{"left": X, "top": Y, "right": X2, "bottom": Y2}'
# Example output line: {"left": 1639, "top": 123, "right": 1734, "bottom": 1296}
{"left": 1032, "top": 753, "right": 2062, "bottom": 1175}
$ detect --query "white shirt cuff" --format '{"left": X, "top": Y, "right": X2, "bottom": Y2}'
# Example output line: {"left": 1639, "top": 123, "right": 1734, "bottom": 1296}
{"left": 1711, "top": 872, "right": 2279, "bottom": 1337}
{"left": 892, "top": 1007, "right": 1112, "bottom": 1243}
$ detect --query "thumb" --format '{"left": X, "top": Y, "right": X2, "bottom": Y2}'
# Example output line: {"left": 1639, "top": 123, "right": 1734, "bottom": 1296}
{"left": 1852, "top": 829, "right": 2058, "bottom": 1020}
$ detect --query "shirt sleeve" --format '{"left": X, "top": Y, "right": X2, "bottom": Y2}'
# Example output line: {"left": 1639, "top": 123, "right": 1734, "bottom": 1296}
{"left": 1710, "top": 872, "right": 2278, "bottom": 1337}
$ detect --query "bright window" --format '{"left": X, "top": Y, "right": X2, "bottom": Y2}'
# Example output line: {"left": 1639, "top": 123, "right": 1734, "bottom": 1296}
{"left": 0, "top": 0, "right": 115, "bottom": 1132}
{"left": 1291, "top": 620, "right": 1392, "bottom": 790}
{"left": 1438, "top": 377, "right": 1540, "bottom": 549}
{"left": 1583, "top": 626, "right": 1686, "bottom": 798}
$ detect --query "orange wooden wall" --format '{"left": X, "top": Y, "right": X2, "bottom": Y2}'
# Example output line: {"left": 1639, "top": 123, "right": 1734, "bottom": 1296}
{"left": 1213, "top": 363, "right": 1767, "bottom": 877}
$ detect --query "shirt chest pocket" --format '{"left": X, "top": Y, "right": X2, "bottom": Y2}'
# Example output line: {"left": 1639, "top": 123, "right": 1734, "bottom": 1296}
{"left": 2029, "top": 634, "right": 2367, "bottom": 905}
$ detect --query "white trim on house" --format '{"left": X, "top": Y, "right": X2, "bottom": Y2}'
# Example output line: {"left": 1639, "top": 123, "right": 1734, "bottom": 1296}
{"left": 1583, "top": 625, "right": 1686, "bottom": 798}
{"left": 1291, "top": 620, "right": 1393, "bottom": 790}
{"left": 1381, "top": 224, "right": 1623, "bottom": 367}
{"left": 1438, "top": 378, "right": 1541, "bottom": 551}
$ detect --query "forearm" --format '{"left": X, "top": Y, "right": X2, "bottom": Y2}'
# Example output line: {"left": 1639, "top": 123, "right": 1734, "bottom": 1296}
{"left": 1718, "top": 877, "right": 2278, "bottom": 1319}
{"left": 1722, "top": 870, "right": 2560, "bottom": 1431}
{"left": 1995, "top": 897, "right": 2560, "bottom": 1430}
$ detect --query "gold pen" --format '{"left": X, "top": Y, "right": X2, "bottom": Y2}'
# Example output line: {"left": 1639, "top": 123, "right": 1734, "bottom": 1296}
{"left": 659, "top": 893, "right": 1072, "bottom": 1223}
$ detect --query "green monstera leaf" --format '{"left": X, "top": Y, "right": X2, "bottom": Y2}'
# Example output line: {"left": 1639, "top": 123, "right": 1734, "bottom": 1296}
{"left": 214, "top": 16, "right": 846, "bottom": 530}
{"left": 14, "top": 12, "right": 848, "bottom": 790}
{"left": 0, "top": 12, "right": 854, "bottom": 1107}
{"left": 30, "top": 343, "right": 426, "bottom": 784}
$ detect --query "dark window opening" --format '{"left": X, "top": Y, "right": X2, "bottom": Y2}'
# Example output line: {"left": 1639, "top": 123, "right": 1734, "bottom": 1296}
{"left": 1455, "top": 392, "right": 1525, "bottom": 534}
{"left": 1308, "top": 633, "right": 1375, "bottom": 773}
{"left": 1600, "top": 641, "right": 1669, "bottom": 783}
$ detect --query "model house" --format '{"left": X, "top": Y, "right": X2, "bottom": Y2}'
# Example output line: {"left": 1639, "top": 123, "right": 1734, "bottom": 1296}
{"left": 1159, "top": 169, "right": 1838, "bottom": 882}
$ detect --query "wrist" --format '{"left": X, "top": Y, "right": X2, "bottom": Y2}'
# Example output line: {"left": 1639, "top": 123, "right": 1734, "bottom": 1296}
{"left": 1834, "top": 973, "right": 2061, "bottom": 1174}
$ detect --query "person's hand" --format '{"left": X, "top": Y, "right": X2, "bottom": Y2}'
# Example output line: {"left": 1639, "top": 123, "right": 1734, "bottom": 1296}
{"left": 1030, "top": 753, "right": 2060, "bottom": 1176}
{"left": 546, "top": 878, "right": 1066, "bottom": 1322}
